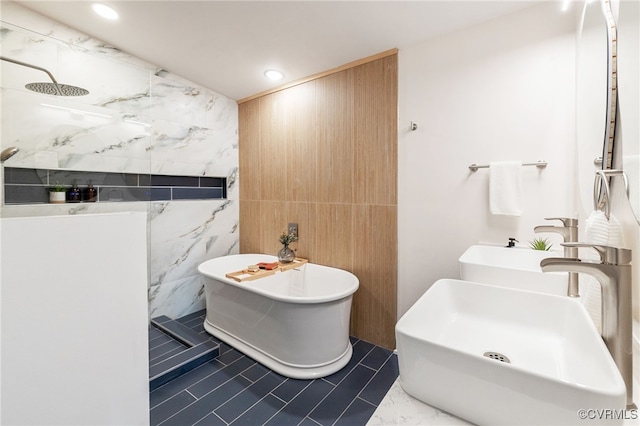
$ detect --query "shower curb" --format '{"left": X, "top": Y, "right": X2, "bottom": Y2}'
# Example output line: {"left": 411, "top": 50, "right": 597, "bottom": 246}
{"left": 149, "top": 316, "right": 219, "bottom": 391}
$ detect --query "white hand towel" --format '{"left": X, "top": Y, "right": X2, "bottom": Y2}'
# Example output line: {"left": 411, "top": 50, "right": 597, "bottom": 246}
{"left": 489, "top": 161, "right": 523, "bottom": 216}
{"left": 581, "top": 210, "right": 624, "bottom": 334}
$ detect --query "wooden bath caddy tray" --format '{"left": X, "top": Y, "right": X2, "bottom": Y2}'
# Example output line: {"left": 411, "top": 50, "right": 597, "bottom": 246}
{"left": 225, "top": 257, "right": 308, "bottom": 282}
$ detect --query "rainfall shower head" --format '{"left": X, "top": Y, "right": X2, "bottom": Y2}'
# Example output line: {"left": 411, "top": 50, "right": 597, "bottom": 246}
{"left": 1, "top": 56, "right": 89, "bottom": 96}
{"left": 1, "top": 146, "right": 20, "bottom": 163}
{"left": 25, "top": 82, "right": 89, "bottom": 96}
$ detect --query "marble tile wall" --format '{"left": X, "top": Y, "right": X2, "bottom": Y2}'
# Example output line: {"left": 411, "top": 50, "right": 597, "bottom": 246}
{"left": 0, "top": 2, "right": 239, "bottom": 319}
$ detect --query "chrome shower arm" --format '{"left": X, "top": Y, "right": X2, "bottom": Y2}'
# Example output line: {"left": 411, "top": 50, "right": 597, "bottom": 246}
{"left": 0, "top": 56, "right": 59, "bottom": 84}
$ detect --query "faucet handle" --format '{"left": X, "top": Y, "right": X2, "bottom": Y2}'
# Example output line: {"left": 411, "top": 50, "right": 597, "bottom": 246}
{"left": 544, "top": 217, "right": 578, "bottom": 227}
{"left": 561, "top": 242, "right": 631, "bottom": 265}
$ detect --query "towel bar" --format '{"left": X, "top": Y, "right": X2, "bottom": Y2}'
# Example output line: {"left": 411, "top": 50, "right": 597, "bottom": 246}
{"left": 469, "top": 160, "right": 547, "bottom": 172}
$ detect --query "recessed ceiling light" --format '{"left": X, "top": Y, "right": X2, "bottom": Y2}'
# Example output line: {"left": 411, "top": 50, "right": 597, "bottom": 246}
{"left": 264, "top": 69, "right": 284, "bottom": 81}
{"left": 92, "top": 3, "right": 119, "bottom": 20}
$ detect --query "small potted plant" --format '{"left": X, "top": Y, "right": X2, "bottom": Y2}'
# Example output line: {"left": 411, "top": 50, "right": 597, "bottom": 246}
{"left": 48, "top": 182, "right": 67, "bottom": 204}
{"left": 529, "top": 237, "right": 552, "bottom": 251}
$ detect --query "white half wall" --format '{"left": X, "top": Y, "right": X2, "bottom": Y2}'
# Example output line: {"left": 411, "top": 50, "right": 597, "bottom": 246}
{"left": 1, "top": 212, "right": 149, "bottom": 425}
{"left": 398, "top": 3, "right": 578, "bottom": 318}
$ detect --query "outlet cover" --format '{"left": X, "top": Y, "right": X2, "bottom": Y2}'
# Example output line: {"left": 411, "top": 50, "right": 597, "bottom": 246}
{"left": 288, "top": 223, "right": 298, "bottom": 239}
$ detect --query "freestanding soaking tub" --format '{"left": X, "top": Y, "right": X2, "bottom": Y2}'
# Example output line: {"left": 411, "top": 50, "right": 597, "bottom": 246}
{"left": 198, "top": 254, "right": 359, "bottom": 379}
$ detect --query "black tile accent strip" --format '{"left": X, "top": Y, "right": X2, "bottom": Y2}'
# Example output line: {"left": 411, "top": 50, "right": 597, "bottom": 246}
{"left": 172, "top": 187, "right": 224, "bottom": 200}
{"left": 199, "top": 177, "right": 224, "bottom": 188}
{"left": 149, "top": 175, "right": 199, "bottom": 187}
{"left": 3, "top": 167, "right": 226, "bottom": 205}
{"left": 3, "top": 167, "right": 46, "bottom": 184}
{"left": 98, "top": 186, "right": 151, "bottom": 202}
{"left": 3, "top": 185, "right": 49, "bottom": 204}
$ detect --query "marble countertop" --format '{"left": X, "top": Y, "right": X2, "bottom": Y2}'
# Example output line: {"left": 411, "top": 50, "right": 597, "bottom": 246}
{"left": 368, "top": 378, "right": 640, "bottom": 426}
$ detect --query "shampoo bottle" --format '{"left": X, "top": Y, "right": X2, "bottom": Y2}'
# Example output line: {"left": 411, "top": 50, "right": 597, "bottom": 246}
{"left": 83, "top": 183, "right": 97, "bottom": 202}
{"left": 68, "top": 182, "right": 81, "bottom": 202}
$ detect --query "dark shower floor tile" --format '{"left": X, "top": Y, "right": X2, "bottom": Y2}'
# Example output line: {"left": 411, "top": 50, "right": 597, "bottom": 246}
{"left": 150, "top": 309, "right": 398, "bottom": 426}
{"left": 148, "top": 315, "right": 220, "bottom": 391}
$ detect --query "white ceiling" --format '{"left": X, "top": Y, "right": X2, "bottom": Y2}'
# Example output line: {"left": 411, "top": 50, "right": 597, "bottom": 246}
{"left": 16, "top": 0, "right": 541, "bottom": 101}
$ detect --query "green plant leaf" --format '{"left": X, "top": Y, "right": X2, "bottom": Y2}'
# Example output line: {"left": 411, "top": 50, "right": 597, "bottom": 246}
{"left": 529, "top": 238, "right": 552, "bottom": 251}
{"left": 49, "top": 182, "right": 67, "bottom": 192}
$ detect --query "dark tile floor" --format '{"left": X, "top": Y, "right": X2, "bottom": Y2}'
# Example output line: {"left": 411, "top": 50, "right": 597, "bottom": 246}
{"left": 149, "top": 310, "right": 399, "bottom": 426}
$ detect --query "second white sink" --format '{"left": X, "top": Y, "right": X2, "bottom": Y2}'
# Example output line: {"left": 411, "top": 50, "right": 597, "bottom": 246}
{"left": 396, "top": 279, "right": 627, "bottom": 425}
{"left": 459, "top": 244, "right": 567, "bottom": 295}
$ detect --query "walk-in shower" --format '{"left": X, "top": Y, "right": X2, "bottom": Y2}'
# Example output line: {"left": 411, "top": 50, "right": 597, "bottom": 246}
{"left": 1, "top": 56, "right": 89, "bottom": 96}
{"left": 1, "top": 57, "right": 88, "bottom": 163}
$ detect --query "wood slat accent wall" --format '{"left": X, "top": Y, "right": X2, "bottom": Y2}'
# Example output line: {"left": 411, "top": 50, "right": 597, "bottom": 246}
{"left": 238, "top": 53, "right": 398, "bottom": 349}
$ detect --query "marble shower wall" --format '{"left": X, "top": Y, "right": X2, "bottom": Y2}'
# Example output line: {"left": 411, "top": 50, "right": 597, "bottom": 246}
{"left": 0, "top": 2, "right": 239, "bottom": 319}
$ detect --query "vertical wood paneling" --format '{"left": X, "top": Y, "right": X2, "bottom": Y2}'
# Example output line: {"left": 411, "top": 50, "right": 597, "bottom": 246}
{"left": 238, "top": 53, "right": 398, "bottom": 349}
{"left": 352, "top": 204, "right": 397, "bottom": 349}
{"left": 239, "top": 200, "right": 261, "bottom": 253}
{"left": 259, "top": 92, "right": 289, "bottom": 201}
{"left": 316, "top": 70, "right": 355, "bottom": 204}
{"left": 286, "top": 82, "right": 317, "bottom": 202}
{"left": 315, "top": 203, "right": 354, "bottom": 272}
{"left": 258, "top": 201, "right": 288, "bottom": 256}
{"left": 238, "top": 100, "right": 261, "bottom": 201}
{"left": 354, "top": 56, "right": 398, "bottom": 206}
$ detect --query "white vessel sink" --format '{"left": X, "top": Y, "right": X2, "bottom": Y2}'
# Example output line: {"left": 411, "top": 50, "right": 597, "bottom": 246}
{"left": 459, "top": 244, "right": 567, "bottom": 295}
{"left": 396, "top": 279, "right": 626, "bottom": 425}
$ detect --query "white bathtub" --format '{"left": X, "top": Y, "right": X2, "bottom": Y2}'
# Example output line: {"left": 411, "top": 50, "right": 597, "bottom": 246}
{"left": 197, "top": 254, "right": 359, "bottom": 379}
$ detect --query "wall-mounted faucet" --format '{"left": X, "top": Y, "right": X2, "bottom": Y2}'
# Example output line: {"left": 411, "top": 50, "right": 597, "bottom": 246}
{"left": 540, "top": 243, "right": 635, "bottom": 409}
{"left": 534, "top": 217, "right": 579, "bottom": 297}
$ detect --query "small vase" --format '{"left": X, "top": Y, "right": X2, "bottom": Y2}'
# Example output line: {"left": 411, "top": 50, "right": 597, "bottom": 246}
{"left": 277, "top": 245, "right": 295, "bottom": 263}
{"left": 49, "top": 191, "right": 66, "bottom": 204}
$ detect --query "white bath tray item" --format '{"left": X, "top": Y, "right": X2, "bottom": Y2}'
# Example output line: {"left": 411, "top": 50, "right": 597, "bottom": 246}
{"left": 225, "top": 257, "right": 308, "bottom": 282}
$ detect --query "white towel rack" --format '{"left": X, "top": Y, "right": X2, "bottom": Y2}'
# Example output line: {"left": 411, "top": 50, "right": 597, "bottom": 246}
{"left": 468, "top": 160, "right": 547, "bottom": 172}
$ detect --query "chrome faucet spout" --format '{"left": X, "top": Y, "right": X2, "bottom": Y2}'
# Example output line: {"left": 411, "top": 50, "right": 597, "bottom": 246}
{"left": 534, "top": 217, "right": 579, "bottom": 297}
{"left": 540, "top": 248, "right": 635, "bottom": 409}
{"left": 533, "top": 225, "right": 570, "bottom": 239}
{"left": 540, "top": 257, "right": 609, "bottom": 282}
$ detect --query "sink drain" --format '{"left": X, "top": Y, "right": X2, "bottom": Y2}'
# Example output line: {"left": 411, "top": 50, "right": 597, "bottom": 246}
{"left": 483, "top": 351, "right": 511, "bottom": 363}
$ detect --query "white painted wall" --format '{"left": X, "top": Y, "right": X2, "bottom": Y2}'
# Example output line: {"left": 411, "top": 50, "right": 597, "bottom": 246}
{"left": 1, "top": 213, "right": 149, "bottom": 425}
{"left": 398, "top": 3, "right": 578, "bottom": 317}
